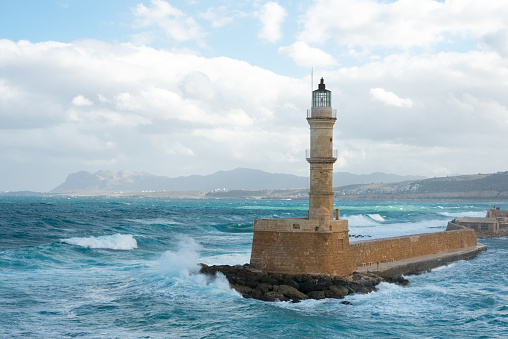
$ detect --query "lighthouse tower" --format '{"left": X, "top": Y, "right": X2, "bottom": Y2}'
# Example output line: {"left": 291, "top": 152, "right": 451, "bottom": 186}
{"left": 250, "top": 78, "right": 353, "bottom": 276}
{"left": 307, "top": 78, "right": 336, "bottom": 220}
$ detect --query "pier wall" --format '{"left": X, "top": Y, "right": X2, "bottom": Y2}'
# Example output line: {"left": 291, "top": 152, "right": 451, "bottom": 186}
{"left": 349, "top": 229, "right": 477, "bottom": 268}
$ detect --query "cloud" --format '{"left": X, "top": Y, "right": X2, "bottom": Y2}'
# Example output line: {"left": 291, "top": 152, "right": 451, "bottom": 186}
{"left": 279, "top": 41, "right": 337, "bottom": 67}
{"left": 199, "top": 6, "right": 240, "bottom": 28}
{"left": 298, "top": 0, "right": 508, "bottom": 50}
{"left": 0, "top": 39, "right": 309, "bottom": 191}
{"left": 257, "top": 2, "right": 287, "bottom": 43}
{"left": 2, "top": 24, "right": 508, "bottom": 191}
{"left": 370, "top": 88, "right": 413, "bottom": 108}
{"left": 72, "top": 95, "right": 93, "bottom": 106}
{"left": 133, "top": 0, "right": 204, "bottom": 42}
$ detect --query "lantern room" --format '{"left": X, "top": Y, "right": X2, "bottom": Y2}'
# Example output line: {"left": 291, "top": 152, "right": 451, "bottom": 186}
{"left": 312, "top": 77, "right": 331, "bottom": 107}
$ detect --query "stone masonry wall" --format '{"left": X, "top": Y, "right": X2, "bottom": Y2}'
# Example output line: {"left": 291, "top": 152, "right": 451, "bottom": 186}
{"left": 250, "top": 230, "right": 353, "bottom": 276}
{"left": 349, "top": 229, "right": 477, "bottom": 268}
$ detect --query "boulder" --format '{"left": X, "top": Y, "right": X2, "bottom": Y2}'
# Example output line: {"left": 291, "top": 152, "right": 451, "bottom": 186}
{"left": 307, "top": 291, "right": 326, "bottom": 300}
{"left": 256, "top": 283, "right": 272, "bottom": 293}
{"left": 232, "top": 285, "right": 253, "bottom": 296}
{"left": 265, "top": 291, "right": 289, "bottom": 301}
{"left": 276, "top": 285, "right": 309, "bottom": 300}
{"left": 298, "top": 279, "right": 318, "bottom": 293}
{"left": 327, "top": 285, "right": 349, "bottom": 299}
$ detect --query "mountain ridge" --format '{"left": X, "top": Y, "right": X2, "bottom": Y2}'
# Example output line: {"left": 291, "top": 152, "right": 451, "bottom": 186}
{"left": 50, "top": 168, "right": 426, "bottom": 193}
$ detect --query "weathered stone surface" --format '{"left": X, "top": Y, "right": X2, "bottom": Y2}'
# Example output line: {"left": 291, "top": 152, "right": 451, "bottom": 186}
{"left": 276, "top": 285, "right": 309, "bottom": 300}
{"left": 265, "top": 291, "right": 288, "bottom": 301}
{"left": 256, "top": 283, "right": 272, "bottom": 293}
{"left": 328, "top": 285, "right": 349, "bottom": 298}
{"left": 232, "top": 285, "right": 253, "bottom": 295}
{"left": 307, "top": 291, "right": 326, "bottom": 300}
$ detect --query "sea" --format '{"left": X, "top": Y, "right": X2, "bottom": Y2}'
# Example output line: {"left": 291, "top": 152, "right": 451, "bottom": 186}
{"left": 0, "top": 196, "right": 506, "bottom": 338}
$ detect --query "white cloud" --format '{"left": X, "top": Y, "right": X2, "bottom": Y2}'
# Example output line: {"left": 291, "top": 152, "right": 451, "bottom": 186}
{"left": 133, "top": 0, "right": 204, "bottom": 42}
{"left": 299, "top": 0, "right": 508, "bottom": 50}
{"left": 2, "top": 26, "right": 508, "bottom": 191}
{"left": 257, "top": 2, "right": 287, "bottom": 43}
{"left": 199, "top": 6, "right": 239, "bottom": 28}
{"left": 370, "top": 88, "right": 413, "bottom": 108}
{"left": 72, "top": 95, "right": 93, "bottom": 106}
{"left": 0, "top": 39, "right": 309, "bottom": 191}
{"left": 278, "top": 41, "right": 337, "bottom": 67}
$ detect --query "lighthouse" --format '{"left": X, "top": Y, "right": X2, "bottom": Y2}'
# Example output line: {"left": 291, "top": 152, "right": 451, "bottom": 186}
{"left": 250, "top": 78, "right": 353, "bottom": 276}
{"left": 307, "top": 78, "right": 337, "bottom": 220}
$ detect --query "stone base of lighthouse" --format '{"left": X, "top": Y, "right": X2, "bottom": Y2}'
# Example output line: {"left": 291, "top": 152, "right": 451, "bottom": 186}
{"left": 250, "top": 212, "right": 353, "bottom": 276}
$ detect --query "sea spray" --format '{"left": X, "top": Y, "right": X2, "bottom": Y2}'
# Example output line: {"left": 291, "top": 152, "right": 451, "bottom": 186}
{"left": 157, "top": 238, "right": 236, "bottom": 296}
{"left": 158, "top": 237, "right": 202, "bottom": 277}
{"left": 61, "top": 234, "right": 137, "bottom": 250}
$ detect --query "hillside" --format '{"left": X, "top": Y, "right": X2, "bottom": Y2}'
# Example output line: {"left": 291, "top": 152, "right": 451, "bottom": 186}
{"left": 334, "top": 172, "right": 508, "bottom": 201}
{"left": 50, "top": 168, "right": 425, "bottom": 194}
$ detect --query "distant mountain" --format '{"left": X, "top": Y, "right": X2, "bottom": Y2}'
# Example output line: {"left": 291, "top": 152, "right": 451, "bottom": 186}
{"left": 50, "top": 168, "right": 426, "bottom": 193}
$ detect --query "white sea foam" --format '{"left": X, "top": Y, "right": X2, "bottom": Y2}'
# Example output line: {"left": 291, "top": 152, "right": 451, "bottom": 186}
{"left": 159, "top": 237, "right": 202, "bottom": 277}
{"left": 345, "top": 214, "right": 380, "bottom": 227}
{"left": 202, "top": 252, "right": 251, "bottom": 266}
{"left": 439, "top": 211, "right": 486, "bottom": 218}
{"left": 349, "top": 219, "right": 446, "bottom": 240}
{"left": 61, "top": 234, "right": 137, "bottom": 250}
{"left": 127, "top": 218, "right": 182, "bottom": 225}
{"left": 367, "top": 213, "right": 385, "bottom": 222}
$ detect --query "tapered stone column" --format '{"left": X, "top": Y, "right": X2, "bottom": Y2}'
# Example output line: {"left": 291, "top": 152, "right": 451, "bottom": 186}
{"left": 307, "top": 78, "right": 337, "bottom": 220}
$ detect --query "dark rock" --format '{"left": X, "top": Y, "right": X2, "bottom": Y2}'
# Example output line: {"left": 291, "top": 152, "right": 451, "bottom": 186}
{"left": 328, "top": 285, "right": 349, "bottom": 298}
{"left": 316, "top": 278, "right": 332, "bottom": 290}
{"left": 260, "top": 275, "right": 278, "bottom": 285}
{"left": 341, "top": 300, "right": 353, "bottom": 305}
{"left": 276, "top": 285, "right": 309, "bottom": 300}
{"left": 265, "top": 291, "right": 289, "bottom": 301}
{"left": 299, "top": 279, "right": 318, "bottom": 293}
{"left": 256, "top": 283, "right": 272, "bottom": 293}
{"left": 282, "top": 277, "right": 300, "bottom": 290}
{"left": 199, "top": 263, "right": 390, "bottom": 303}
{"left": 397, "top": 276, "right": 410, "bottom": 286}
{"left": 232, "top": 285, "right": 253, "bottom": 296}
{"left": 332, "top": 277, "right": 348, "bottom": 286}
{"left": 307, "top": 290, "right": 326, "bottom": 300}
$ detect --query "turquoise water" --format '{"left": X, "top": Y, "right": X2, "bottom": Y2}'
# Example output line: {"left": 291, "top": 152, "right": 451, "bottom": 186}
{"left": 0, "top": 197, "right": 506, "bottom": 338}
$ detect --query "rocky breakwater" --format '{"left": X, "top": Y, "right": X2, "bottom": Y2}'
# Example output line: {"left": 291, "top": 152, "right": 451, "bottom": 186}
{"left": 199, "top": 264, "right": 409, "bottom": 303}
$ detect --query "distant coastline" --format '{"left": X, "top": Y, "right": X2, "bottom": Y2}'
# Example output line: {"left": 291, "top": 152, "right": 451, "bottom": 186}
{"left": 3, "top": 170, "right": 508, "bottom": 201}
{"left": 3, "top": 189, "right": 508, "bottom": 202}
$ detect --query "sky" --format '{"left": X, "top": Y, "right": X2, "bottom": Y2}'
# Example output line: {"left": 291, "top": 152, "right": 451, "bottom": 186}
{"left": 1, "top": 0, "right": 508, "bottom": 191}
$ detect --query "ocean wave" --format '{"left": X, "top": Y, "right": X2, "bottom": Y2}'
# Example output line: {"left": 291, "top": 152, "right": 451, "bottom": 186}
{"left": 61, "top": 234, "right": 137, "bottom": 250}
{"left": 345, "top": 214, "right": 381, "bottom": 227}
{"left": 439, "top": 211, "right": 486, "bottom": 218}
{"left": 367, "top": 214, "right": 385, "bottom": 222}
{"left": 213, "top": 223, "right": 254, "bottom": 233}
{"left": 127, "top": 218, "right": 182, "bottom": 225}
{"left": 159, "top": 237, "right": 202, "bottom": 277}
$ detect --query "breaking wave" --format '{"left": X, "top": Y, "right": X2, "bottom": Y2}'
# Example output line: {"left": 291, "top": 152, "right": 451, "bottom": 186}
{"left": 367, "top": 214, "right": 385, "bottom": 222}
{"left": 346, "top": 214, "right": 384, "bottom": 226}
{"left": 61, "top": 233, "right": 137, "bottom": 250}
{"left": 159, "top": 237, "right": 202, "bottom": 277}
{"left": 439, "top": 211, "right": 486, "bottom": 218}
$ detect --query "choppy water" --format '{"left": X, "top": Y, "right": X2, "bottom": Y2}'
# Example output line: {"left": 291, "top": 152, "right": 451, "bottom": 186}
{"left": 0, "top": 197, "right": 506, "bottom": 338}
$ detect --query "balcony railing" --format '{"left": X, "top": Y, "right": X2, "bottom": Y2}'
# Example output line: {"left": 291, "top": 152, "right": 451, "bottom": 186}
{"left": 306, "top": 149, "right": 338, "bottom": 159}
{"left": 307, "top": 108, "right": 337, "bottom": 119}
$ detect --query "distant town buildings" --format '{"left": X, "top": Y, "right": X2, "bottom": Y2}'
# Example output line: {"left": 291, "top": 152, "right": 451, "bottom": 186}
{"left": 447, "top": 208, "right": 508, "bottom": 236}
